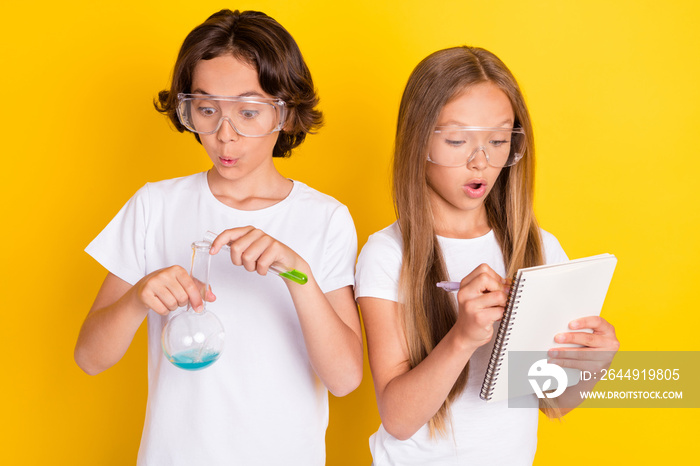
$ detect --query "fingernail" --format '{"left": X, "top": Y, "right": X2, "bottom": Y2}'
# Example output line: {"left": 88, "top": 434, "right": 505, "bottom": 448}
{"left": 195, "top": 305, "right": 204, "bottom": 313}
{"left": 554, "top": 334, "right": 565, "bottom": 343}
{"left": 549, "top": 350, "right": 559, "bottom": 358}
{"left": 570, "top": 321, "right": 580, "bottom": 329}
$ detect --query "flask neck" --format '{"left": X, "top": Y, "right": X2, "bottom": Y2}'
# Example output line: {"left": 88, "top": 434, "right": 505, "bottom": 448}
{"left": 190, "top": 241, "right": 212, "bottom": 311}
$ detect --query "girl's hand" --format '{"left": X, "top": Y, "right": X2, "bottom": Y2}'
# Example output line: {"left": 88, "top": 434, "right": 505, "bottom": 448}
{"left": 454, "top": 264, "right": 509, "bottom": 350}
{"left": 132, "top": 266, "right": 216, "bottom": 316}
{"left": 548, "top": 316, "right": 620, "bottom": 373}
{"left": 209, "top": 226, "right": 308, "bottom": 277}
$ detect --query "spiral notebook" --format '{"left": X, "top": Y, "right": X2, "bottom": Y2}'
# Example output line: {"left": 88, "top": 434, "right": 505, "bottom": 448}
{"left": 479, "top": 253, "right": 617, "bottom": 402}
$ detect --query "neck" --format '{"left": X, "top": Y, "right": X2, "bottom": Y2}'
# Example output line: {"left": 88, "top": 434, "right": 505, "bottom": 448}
{"left": 206, "top": 164, "right": 293, "bottom": 211}
{"left": 430, "top": 196, "right": 491, "bottom": 239}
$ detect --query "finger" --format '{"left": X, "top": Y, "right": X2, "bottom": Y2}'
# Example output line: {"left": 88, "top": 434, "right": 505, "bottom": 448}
{"left": 547, "top": 348, "right": 614, "bottom": 361}
{"left": 163, "top": 278, "right": 190, "bottom": 308}
{"left": 176, "top": 273, "right": 205, "bottom": 312}
{"left": 548, "top": 348, "right": 615, "bottom": 373}
{"left": 255, "top": 240, "right": 294, "bottom": 276}
{"left": 460, "top": 290, "right": 508, "bottom": 315}
{"left": 473, "top": 306, "right": 505, "bottom": 328}
{"left": 143, "top": 275, "right": 181, "bottom": 311}
{"left": 228, "top": 228, "right": 266, "bottom": 267}
{"left": 554, "top": 331, "right": 619, "bottom": 350}
{"left": 209, "top": 226, "right": 256, "bottom": 254}
{"left": 240, "top": 235, "right": 275, "bottom": 272}
{"left": 158, "top": 288, "right": 182, "bottom": 312}
{"left": 138, "top": 268, "right": 182, "bottom": 312}
{"left": 459, "top": 264, "right": 506, "bottom": 289}
{"left": 147, "top": 294, "right": 173, "bottom": 316}
{"left": 569, "top": 316, "right": 615, "bottom": 335}
{"left": 546, "top": 357, "right": 608, "bottom": 373}
{"left": 190, "top": 276, "right": 218, "bottom": 302}
{"left": 458, "top": 273, "right": 508, "bottom": 301}
{"left": 205, "top": 285, "right": 217, "bottom": 302}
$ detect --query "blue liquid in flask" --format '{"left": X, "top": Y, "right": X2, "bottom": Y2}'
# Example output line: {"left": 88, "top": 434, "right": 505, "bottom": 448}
{"left": 169, "top": 349, "right": 221, "bottom": 371}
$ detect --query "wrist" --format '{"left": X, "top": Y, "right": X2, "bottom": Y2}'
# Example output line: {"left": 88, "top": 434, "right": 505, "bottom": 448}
{"left": 125, "top": 284, "right": 155, "bottom": 319}
{"left": 447, "top": 325, "right": 481, "bottom": 355}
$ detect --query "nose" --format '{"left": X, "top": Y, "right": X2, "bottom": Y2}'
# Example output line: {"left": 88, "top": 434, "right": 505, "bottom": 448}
{"left": 216, "top": 117, "right": 241, "bottom": 142}
{"left": 466, "top": 146, "right": 489, "bottom": 170}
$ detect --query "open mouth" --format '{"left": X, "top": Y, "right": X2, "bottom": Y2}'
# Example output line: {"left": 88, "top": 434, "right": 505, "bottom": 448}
{"left": 219, "top": 157, "right": 237, "bottom": 166}
{"left": 464, "top": 180, "right": 487, "bottom": 198}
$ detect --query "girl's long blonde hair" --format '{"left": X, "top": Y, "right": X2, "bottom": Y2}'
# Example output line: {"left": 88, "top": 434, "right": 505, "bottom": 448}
{"left": 393, "top": 46, "right": 545, "bottom": 437}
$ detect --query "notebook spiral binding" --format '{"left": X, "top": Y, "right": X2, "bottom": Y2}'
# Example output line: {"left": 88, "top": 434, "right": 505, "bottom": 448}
{"left": 479, "top": 275, "right": 526, "bottom": 401}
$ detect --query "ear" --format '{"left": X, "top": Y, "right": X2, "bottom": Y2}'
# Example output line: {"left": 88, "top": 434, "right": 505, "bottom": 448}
{"left": 281, "top": 108, "right": 295, "bottom": 133}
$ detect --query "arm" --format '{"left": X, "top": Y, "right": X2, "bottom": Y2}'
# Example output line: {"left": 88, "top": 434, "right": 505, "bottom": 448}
{"left": 359, "top": 264, "right": 508, "bottom": 440}
{"left": 210, "top": 226, "right": 363, "bottom": 397}
{"left": 74, "top": 267, "right": 211, "bottom": 375}
{"left": 288, "top": 281, "right": 363, "bottom": 397}
{"left": 542, "top": 316, "right": 620, "bottom": 416}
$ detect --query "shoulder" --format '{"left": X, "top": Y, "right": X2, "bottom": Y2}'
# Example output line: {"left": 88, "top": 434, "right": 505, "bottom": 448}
{"left": 142, "top": 172, "right": 204, "bottom": 197}
{"left": 364, "top": 222, "right": 402, "bottom": 250}
{"left": 358, "top": 222, "right": 403, "bottom": 266}
{"left": 355, "top": 222, "right": 403, "bottom": 300}
{"left": 539, "top": 229, "right": 569, "bottom": 265}
{"left": 127, "top": 173, "right": 205, "bottom": 211}
{"left": 290, "top": 180, "right": 348, "bottom": 211}
{"left": 289, "top": 181, "right": 355, "bottom": 230}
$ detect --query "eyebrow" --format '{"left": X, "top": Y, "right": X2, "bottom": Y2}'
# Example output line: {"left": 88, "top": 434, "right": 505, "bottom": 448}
{"left": 191, "top": 88, "right": 267, "bottom": 98}
{"left": 440, "top": 118, "right": 515, "bottom": 127}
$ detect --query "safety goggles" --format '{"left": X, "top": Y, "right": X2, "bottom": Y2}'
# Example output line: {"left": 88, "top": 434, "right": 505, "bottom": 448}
{"left": 176, "top": 93, "right": 287, "bottom": 137}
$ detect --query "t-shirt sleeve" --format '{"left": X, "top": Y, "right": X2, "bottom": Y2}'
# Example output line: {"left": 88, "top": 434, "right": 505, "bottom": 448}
{"left": 354, "top": 228, "right": 402, "bottom": 303}
{"left": 541, "top": 229, "right": 569, "bottom": 265}
{"left": 84, "top": 185, "right": 150, "bottom": 286}
{"left": 316, "top": 205, "right": 357, "bottom": 294}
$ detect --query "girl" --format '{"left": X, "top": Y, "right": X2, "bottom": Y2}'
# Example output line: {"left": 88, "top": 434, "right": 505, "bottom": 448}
{"left": 74, "top": 10, "right": 362, "bottom": 465}
{"left": 355, "top": 46, "right": 619, "bottom": 464}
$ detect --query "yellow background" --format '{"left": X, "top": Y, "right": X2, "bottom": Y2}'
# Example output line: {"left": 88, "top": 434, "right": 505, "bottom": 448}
{"left": 1, "top": 0, "right": 698, "bottom": 464}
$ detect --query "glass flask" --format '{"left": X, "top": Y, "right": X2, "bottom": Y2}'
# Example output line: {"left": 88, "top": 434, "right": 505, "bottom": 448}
{"left": 161, "top": 241, "right": 225, "bottom": 370}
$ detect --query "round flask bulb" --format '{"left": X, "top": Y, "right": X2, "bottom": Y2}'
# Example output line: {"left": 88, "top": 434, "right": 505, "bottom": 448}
{"left": 161, "top": 309, "right": 225, "bottom": 370}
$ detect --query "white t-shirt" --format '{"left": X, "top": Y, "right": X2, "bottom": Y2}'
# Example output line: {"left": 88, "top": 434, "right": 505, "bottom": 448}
{"left": 86, "top": 172, "right": 357, "bottom": 466}
{"left": 355, "top": 222, "right": 568, "bottom": 466}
